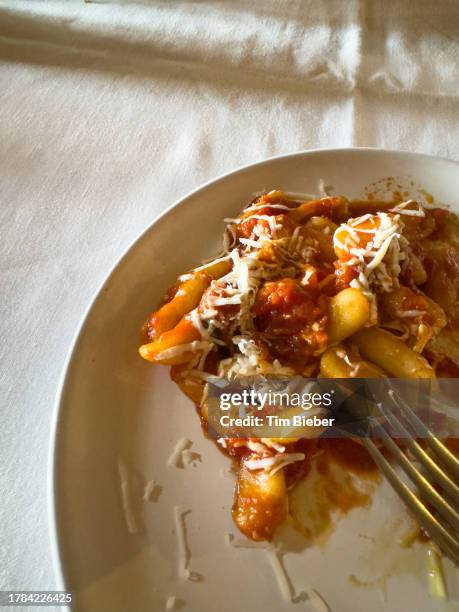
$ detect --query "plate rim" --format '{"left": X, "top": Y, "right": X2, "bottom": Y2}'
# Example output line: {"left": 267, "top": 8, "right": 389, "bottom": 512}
{"left": 47, "top": 146, "right": 459, "bottom": 593}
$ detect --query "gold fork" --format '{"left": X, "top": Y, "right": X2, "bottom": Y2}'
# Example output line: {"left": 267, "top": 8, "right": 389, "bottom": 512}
{"left": 361, "top": 392, "right": 459, "bottom": 565}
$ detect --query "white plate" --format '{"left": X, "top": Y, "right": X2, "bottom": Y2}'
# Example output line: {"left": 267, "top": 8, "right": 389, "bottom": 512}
{"left": 50, "top": 149, "right": 459, "bottom": 612}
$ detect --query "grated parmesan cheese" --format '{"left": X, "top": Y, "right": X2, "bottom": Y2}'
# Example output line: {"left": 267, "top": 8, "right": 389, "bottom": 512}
{"left": 143, "top": 479, "right": 162, "bottom": 502}
{"left": 250, "top": 214, "right": 280, "bottom": 235}
{"left": 226, "top": 533, "right": 270, "bottom": 549}
{"left": 335, "top": 211, "right": 410, "bottom": 324}
{"left": 165, "top": 596, "right": 178, "bottom": 611}
{"left": 318, "top": 178, "right": 330, "bottom": 197}
{"left": 178, "top": 273, "right": 193, "bottom": 281}
{"left": 246, "top": 440, "right": 270, "bottom": 454}
{"left": 265, "top": 548, "right": 293, "bottom": 601}
{"left": 305, "top": 589, "right": 331, "bottom": 612}
{"left": 266, "top": 547, "right": 331, "bottom": 610}
{"left": 397, "top": 309, "right": 426, "bottom": 318}
{"left": 174, "top": 507, "right": 191, "bottom": 580}
{"left": 227, "top": 527, "right": 330, "bottom": 611}
{"left": 156, "top": 340, "right": 213, "bottom": 362}
{"left": 261, "top": 439, "right": 286, "bottom": 453}
{"left": 348, "top": 213, "right": 373, "bottom": 226}
{"left": 167, "top": 438, "right": 192, "bottom": 468}
{"left": 389, "top": 200, "right": 425, "bottom": 217}
{"left": 218, "top": 335, "right": 296, "bottom": 378}
{"left": 118, "top": 457, "right": 137, "bottom": 534}
{"left": 242, "top": 202, "right": 293, "bottom": 214}
{"left": 181, "top": 448, "right": 202, "bottom": 467}
{"left": 301, "top": 268, "right": 314, "bottom": 286}
{"left": 212, "top": 295, "right": 242, "bottom": 305}
{"left": 239, "top": 237, "right": 263, "bottom": 249}
{"left": 173, "top": 507, "right": 201, "bottom": 582}
{"left": 245, "top": 452, "right": 305, "bottom": 475}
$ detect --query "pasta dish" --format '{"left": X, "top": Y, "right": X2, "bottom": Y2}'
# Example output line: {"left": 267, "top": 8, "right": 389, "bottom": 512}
{"left": 138, "top": 190, "right": 459, "bottom": 541}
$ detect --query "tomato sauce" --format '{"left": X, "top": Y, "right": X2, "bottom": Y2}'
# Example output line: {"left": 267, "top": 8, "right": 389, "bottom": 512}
{"left": 253, "top": 278, "right": 328, "bottom": 367}
{"left": 286, "top": 438, "right": 379, "bottom": 519}
{"left": 334, "top": 255, "right": 358, "bottom": 291}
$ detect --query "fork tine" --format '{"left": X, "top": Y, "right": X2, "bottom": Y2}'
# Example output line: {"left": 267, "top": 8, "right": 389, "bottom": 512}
{"left": 362, "top": 437, "right": 459, "bottom": 565}
{"left": 378, "top": 402, "right": 459, "bottom": 505}
{"left": 388, "top": 390, "right": 459, "bottom": 480}
{"left": 371, "top": 422, "right": 459, "bottom": 532}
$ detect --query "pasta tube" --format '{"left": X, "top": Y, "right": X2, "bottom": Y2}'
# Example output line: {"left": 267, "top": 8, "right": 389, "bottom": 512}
{"left": 327, "top": 288, "right": 370, "bottom": 344}
{"left": 352, "top": 327, "right": 435, "bottom": 378}
{"left": 320, "top": 345, "right": 385, "bottom": 378}
{"left": 290, "top": 196, "right": 349, "bottom": 223}
{"left": 143, "top": 259, "right": 231, "bottom": 339}
{"left": 232, "top": 458, "right": 288, "bottom": 541}
{"left": 139, "top": 316, "right": 201, "bottom": 365}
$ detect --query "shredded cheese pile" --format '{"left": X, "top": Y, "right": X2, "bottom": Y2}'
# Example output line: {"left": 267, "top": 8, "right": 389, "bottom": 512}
{"left": 218, "top": 335, "right": 296, "bottom": 378}
{"left": 334, "top": 212, "right": 406, "bottom": 293}
{"left": 187, "top": 193, "right": 321, "bottom": 377}
{"left": 333, "top": 205, "right": 424, "bottom": 322}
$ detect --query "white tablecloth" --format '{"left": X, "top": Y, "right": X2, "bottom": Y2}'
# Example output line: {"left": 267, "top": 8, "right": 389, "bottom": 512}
{"left": 1, "top": 0, "right": 458, "bottom": 598}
